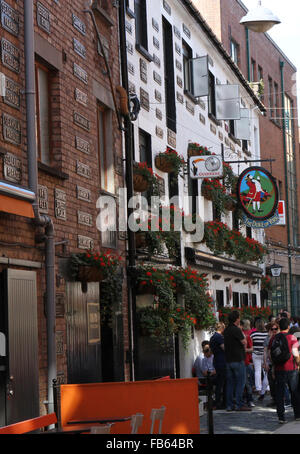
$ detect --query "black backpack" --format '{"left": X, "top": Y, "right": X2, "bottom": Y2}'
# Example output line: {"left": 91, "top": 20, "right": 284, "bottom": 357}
{"left": 270, "top": 333, "right": 291, "bottom": 365}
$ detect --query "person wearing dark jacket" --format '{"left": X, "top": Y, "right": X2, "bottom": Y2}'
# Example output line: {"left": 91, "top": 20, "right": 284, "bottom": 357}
{"left": 224, "top": 310, "right": 251, "bottom": 412}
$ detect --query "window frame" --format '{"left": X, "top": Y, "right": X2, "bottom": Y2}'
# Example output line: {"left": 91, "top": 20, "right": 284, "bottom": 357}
{"left": 230, "top": 38, "right": 239, "bottom": 65}
{"left": 134, "top": 0, "right": 148, "bottom": 52}
{"left": 35, "top": 61, "right": 52, "bottom": 165}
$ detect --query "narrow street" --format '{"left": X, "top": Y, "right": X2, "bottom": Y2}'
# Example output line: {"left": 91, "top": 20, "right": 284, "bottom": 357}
{"left": 200, "top": 393, "right": 295, "bottom": 434}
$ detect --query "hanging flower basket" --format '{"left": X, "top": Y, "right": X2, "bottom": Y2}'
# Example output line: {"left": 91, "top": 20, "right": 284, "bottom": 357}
{"left": 77, "top": 265, "right": 104, "bottom": 282}
{"left": 133, "top": 162, "right": 156, "bottom": 192}
{"left": 224, "top": 194, "right": 237, "bottom": 211}
{"left": 155, "top": 147, "right": 185, "bottom": 176}
{"left": 201, "top": 180, "right": 214, "bottom": 201}
{"left": 135, "top": 231, "right": 147, "bottom": 248}
{"left": 187, "top": 143, "right": 211, "bottom": 157}
{"left": 133, "top": 173, "right": 150, "bottom": 192}
{"left": 70, "top": 251, "right": 122, "bottom": 282}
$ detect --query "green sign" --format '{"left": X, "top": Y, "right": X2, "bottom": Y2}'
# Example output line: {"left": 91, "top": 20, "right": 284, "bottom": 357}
{"left": 237, "top": 167, "right": 278, "bottom": 221}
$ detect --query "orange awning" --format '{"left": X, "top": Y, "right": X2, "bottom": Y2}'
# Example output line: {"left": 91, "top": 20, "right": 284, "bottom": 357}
{"left": 0, "top": 193, "right": 35, "bottom": 218}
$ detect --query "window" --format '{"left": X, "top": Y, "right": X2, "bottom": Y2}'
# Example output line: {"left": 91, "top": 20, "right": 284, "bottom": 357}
{"left": 139, "top": 128, "right": 152, "bottom": 166}
{"left": 241, "top": 293, "right": 248, "bottom": 307}
{"left": 182, "top": 40, "right": 193, "bottom": 93}
{"left": 98, "top": 104, "right": 114, "bottom": 194}
{"left": 208, "top": 71, "right": 216, "bottom": 117}
{"left": 135, "top": 0, "right": 148, "bottom": 51}
{"left": 230, "top": 39, "right": 239, "bottom": 65}
{"left": 229, "top": 120, "right": 235, "bottom": 137}
{"left": 242, "top": 139, "right": 248, "bottom": 152}
{"left": 163, "top": 17, "right": 176, "bottom": 132}
{"left": 274, "top": 82, "right": 280, "bottom": 123}
{"left": 250, "top": 59, "right": 256, "bottom": 82}
{"left": 246, "top": 226, "right": 252, "bottom": 238}
{"left": 233, "top": 292, "right": 240, "bottom": 308}
{"left": 139, "top": 128, "right": 152, "bottom": 201}
{"left": 216, "top": 290, "right": 224, "bottom": 310}
{"left": 98, "top": 104, "right": 116, "bottom": 247}
{"left": 268, "top": 77, "right": 273, "bottom": 118}
{"left": 258, "top": 66, "right": 264, "bottom": 101}
{"left": 35, "top": 62, "right": 51, "bottom": 165}
{"left": 251, "top": 294, "right": 257, "bottom": 308}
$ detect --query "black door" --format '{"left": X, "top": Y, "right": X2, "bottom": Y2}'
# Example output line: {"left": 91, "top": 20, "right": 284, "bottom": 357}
{"left": 66, "top": 282, "right": 102, "bottom": 383}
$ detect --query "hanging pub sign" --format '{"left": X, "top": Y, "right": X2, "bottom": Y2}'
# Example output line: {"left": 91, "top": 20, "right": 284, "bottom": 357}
{"left": 237, "top": 167, "right": 279, "bottom": 226}
{"left": 189, "top": 155, "right": 223, "bottom": 179}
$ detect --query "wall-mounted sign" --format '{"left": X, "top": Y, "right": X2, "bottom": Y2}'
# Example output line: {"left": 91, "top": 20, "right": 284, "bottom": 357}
{"left": 277, "top": 201, "right": 286, "bottom": 225}
{"left": 189, "top": 155, "right": 223, "bottom": 179}
{"left": 237, "top": 167, "right": 278, "bottom": 221}
{"left": 242, "top": 212, "right": 279, "bottom": 229}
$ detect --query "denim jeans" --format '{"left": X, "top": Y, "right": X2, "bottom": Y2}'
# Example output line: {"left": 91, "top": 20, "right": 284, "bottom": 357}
{"left": 215, "top": 367, "right": 226, "bottom": 408}
{"left": 275, "top": 370, "right": 300, "bottom": 420}
{"left": 226, "top": 361, "right": 246, "bottom": 410}
{"left": 245, "top": 364, "right": 254, "bottom": 403}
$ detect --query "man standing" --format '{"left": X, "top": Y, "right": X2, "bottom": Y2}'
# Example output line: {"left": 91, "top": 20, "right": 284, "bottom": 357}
{"left": 210, "top": 322, "right": 226, "bottom": 409}
{"left": 224, "top": 310, "right": 251, "bottom": 411}
{"left": 269, "top": 317, "right": 300, "bottom": 424}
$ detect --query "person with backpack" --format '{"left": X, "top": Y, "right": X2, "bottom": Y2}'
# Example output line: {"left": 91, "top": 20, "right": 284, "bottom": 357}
{"left": 269, "top": 317, "right": 300, "bottom": 424}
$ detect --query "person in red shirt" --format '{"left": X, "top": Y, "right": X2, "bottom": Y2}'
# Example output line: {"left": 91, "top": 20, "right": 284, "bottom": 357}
{"left": 269, "top": 317, "right": 300, "bottom": 424}
{"left": 242, "top": 322, "right": 255, "bottom": 408}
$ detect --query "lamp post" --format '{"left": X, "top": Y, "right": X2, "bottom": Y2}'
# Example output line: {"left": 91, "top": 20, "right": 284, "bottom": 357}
{"left": 240, "top": 0, "right": 281, "bottom": 33}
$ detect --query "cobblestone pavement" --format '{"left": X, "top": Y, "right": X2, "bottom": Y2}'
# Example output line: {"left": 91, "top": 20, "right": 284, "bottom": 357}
{"left": 200, "top": 393, "right": 294, "bottom": 434}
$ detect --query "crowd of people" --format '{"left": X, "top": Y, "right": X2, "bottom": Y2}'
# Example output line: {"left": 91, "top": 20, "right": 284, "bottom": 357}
{"left": 193, "top": 309, "right": 300, "bottom": 424}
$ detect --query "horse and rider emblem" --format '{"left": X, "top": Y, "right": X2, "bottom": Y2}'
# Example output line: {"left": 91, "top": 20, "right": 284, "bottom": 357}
{"left": 237, "top": 167, "right": 279, "bottom": 221}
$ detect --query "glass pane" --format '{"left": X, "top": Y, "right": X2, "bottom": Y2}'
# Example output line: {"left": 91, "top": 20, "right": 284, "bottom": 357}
{"left": 189, "top": 55, "right": 209, "bottom": 98}
{"left": 38, "top": 68, "right": 50, "bottom": 165}
{"left": 215, "top": 84, "right": 241, "bottom": 120}
{"left": 234, "top": 108, "right": 251, "bottom": 140}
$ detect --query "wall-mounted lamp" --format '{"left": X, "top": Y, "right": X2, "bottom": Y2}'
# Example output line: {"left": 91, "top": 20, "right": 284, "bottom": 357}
{"left": 240, "top": 1, "right": 281, "bottom": 33}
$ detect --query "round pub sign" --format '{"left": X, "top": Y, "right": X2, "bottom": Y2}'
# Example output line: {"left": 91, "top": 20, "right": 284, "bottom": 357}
{"left": 237, "top": 167, "right": 279, "bottom": 221}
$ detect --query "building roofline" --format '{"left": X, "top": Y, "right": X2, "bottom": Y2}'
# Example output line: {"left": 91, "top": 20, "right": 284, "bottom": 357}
{"left": 181, "top": 0, "right": 266, "bottom": 112}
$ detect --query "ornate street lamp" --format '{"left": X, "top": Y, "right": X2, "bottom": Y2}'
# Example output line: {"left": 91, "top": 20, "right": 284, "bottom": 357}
{"left": 240, "top": 0, "right": 281, "bottom": 33}
{"left": 269, "top": 263, "right": 283, "bottom": 277}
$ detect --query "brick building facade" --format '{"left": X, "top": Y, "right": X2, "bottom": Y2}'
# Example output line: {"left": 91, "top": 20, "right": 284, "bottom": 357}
{"left": 0, "top": 0, "right": 129, "bottom": 424}
{"left": 193, "top": 0, "right": 300, "bottom": 314}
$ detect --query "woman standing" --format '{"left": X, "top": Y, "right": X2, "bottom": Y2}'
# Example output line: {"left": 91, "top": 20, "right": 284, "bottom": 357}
{"left": 250, "top": 319, "right": 269, "bottom": 401}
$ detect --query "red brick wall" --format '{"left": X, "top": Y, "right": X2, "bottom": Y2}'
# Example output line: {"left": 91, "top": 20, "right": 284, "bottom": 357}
{"left": 0, "top": 0, "right": 129, "bottom": 410}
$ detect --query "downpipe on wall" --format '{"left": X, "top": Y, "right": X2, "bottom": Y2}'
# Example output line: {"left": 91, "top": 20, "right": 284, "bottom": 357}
{"left": 24, "top": 0, "right": 56, "bottom": 414}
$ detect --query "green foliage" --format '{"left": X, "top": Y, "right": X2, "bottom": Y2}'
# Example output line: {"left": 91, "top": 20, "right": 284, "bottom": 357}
{"left": 136, "top": 265, "right": 217, "bottom": 349}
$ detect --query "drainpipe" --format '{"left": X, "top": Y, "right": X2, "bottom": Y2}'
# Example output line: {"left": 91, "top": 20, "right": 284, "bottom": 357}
{"left": 24, "top": 0, "right": 56, "bottom": 413}
{"left": 280, "top": 61, "right": 293, "bottom": 311}
{"left": 118, "top": 0, "right": 136, "bottom": 381}
{"left": 245, "top": 27, "right": 251, "bottom": 82}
